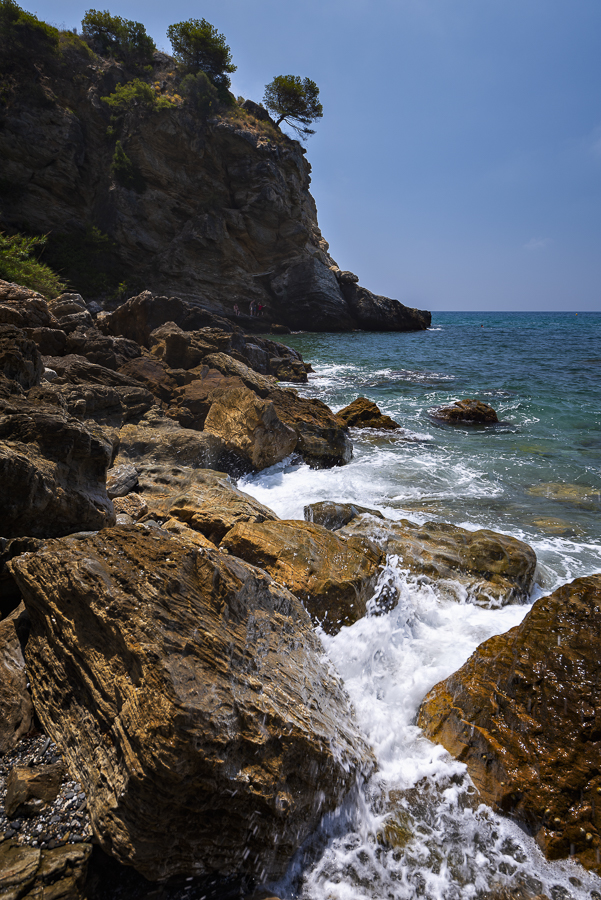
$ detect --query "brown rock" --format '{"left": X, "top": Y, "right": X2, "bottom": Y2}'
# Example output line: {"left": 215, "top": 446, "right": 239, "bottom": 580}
{"left": 0, "top": 394, "right": 115, "bottom": 538}
{"left": 117, "top": 415, "right": 227, "bottom": 470}
{"left": 0, "top": 280, "right": 60, "bottom": 329}
{"left": 149, "top": 322, "right": 230, "bottom": 369}
{"left": 0, "top": 324, "right": 43, "bottom": 389}
{"left": 220, "top": 519, "right": 383, "bottom": 633}
{"left": 0, "top": 840, "right": 91, "bottom": 900}
{"left": 268, "top": 388, "right": 352, "bottom": 468}
{"left": 304, "top": 500, "right": 384, "bottom": 531}
{"left": 340, "top": 517, "right": 537, "bottom": 607}
{"left": 106, "top": 463, "right": 138, "bottom": 498}
{"left": 112, "top": 493, "right": 148, "bottom": 521}
{"left": 5, "top": 761, "right": 65, "bottom": 817}
{"left": 167, "top": 366, "right": 246, "bottom": 430}
{"left": 118, "top": 354, "right": 184, "bottom": 405}
{"left": 10, "top": 528, "right": 374, "bottom": 881}
{"left": 430, "top": 398, "right": 499, "bottom": 424}
{"left": 418, "top": 574, "right": 601, "bottom": 874}
{"left": 203, "top": 352, "right": 278, "bottom": 397}
{"left": 336, "top": 397, "right": 401, "bottom": 431}
{"left": 203, "top": 385, "right": 297, "bottom": 472}
{"left": 139, "top": 466, "right": 278, "bottom": 544}
{"left": 0, "top": 603, "right": 33, "bottom": 753}
{"left": 268, "top": 356, "right": 308, "bottom": 383}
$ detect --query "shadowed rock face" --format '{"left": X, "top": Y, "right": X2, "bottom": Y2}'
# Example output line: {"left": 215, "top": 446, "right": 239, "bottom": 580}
{"left": 0, "top": 51, "right": 430, "bottom": 331}
{"left": 418, "top": 574, "right": 601, "bottom": 876}
{"left": 9, "top": 527, "right": 375, "bottom": 882}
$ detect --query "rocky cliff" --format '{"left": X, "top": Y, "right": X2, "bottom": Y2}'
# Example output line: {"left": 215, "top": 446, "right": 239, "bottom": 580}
{"left": 0, "top": 40, "right": 430, "bottom": 331}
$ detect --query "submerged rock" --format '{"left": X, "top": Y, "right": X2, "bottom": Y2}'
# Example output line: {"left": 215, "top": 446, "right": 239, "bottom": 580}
{"left": 418, "top": 574, "right": 601, "bottom": 876}
{"left": 340, "top": 517, "right": 536, "bottom": 607}
{"left": 220, "top": 519, "right": 383, "bottom": 633}
{"left": 9, "top": 528, "right": 375, "bottom": 882}
{"left": 336, "top": 397, "right": 401, "bottom": 431}
{"left": 429, "top": 398, "right": 499, "bottom": 424}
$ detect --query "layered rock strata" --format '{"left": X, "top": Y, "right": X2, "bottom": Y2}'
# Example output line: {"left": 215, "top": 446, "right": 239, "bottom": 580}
{"left": 418, "top": 574, "right": 601, "bottom": 875}
{"left": 9, "top": 527, "right": 375, "bottom": 882}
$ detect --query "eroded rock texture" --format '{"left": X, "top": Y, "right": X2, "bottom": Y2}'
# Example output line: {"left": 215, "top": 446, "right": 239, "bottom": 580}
{"left": 340, "top": 517, "right": 536, "bottom": 607}
{"left": 9, "top": 527, "right": 374, "bottom": 881}
{"left": 418, "top": 574, "right": 601, "bottom": 875}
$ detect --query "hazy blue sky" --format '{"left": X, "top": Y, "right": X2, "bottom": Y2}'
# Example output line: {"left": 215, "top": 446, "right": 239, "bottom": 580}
{"left": 31, "top": 0, "right": 601, "bottom": 310}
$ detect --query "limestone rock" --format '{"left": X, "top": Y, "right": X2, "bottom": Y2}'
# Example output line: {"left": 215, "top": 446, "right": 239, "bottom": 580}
{"left": 5, "top": 761, "right": 65, "bottom": 817}
{"left": 0, "top": 324, "right": 44, "bottom": 390}
{"left": 268, "top": 389, "right": 352, "bottom": 468}
{"left": 220, "top": 519, "right": 383, "bottom": 633}
{"left": 137, "top": 466, "right": 278, "bottom": 544}
{"left": 304, "top": 500, "right": 384, "bottom": 531}
{"left": 336, "top": 397, "right": 401, "bottom": 431}
{"left": 430, "top": 398, "right": 499, "bottom": 424}
{"left": 203, "top": 386, "right": 297, "bottom": 472}
{"left": 340, "top": 517, "right": 537, "bottom": 607}
{"left": 418, "top": 574, "right": 601, "bottom": 875}
{"left": 0, "top": 603, "right": 33, "bottom": 753}
{"left": 112, "top": 493, "right": 148, "bottom": 521}
{"left": 0, "top": 394, "right": 115, "bottom": 538}
{"left": 10, "top": 528, "right": 374, "bottom": 881}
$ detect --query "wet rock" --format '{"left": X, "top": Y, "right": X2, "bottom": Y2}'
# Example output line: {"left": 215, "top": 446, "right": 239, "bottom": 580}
{"left": 430, "top": 398, "right": 499, "bottom": 424}
{"left": 336, "top": 397, "right": 401, "bottom": 431}
{"left": 117, "top": 416, "right": 227, "bottom": 470}
{"left": 268, "top": 389, "right": 352, "bottom": 468}
{"left": 304, "top": 500, "right": 384, "bottom": 531}
{"left": 10, "top": 528, "right": 375, "bottom": 881}
{"left": 203, "top": 386, "right": 297, "bottom": 472}
{"left": 0, "top": 394, "right": 115, "bottom": 538}
{"left": 137, "top": 466, "right": 278, "bottom": 544}
{"left": 0, "top": 324, "right": 43, "bottom": 389}
{"left": 267, "top": 356, "right": 308, "bottom": 383}
{"left": 0, "top": 604, "right": 33, "bottom": 753}
{"left": 418, "top": 574, "right": 601, "bottom": 875}
{"left": 340, "top": 517, "right": 536, "bottom": 607}
{"left": 5, "top": 761, "right": 65, "bottom": 817}
{"left": 106, "top": 463, "right": 138, "bottom": 498}
{"left": 526, "top": 482, "right": 601, "bottom": 510}
{"left": 220, "top": 519, "right": 383, "bottom": 633}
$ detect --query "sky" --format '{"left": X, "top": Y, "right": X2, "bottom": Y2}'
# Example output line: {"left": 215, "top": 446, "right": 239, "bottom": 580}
{"left": 30, "top": 0, "right": 601, "bottom": 311}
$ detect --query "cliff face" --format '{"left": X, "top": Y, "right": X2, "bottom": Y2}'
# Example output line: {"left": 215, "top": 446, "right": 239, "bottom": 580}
{"left": 0, "top": 44, "right": 431, "bottom": 331}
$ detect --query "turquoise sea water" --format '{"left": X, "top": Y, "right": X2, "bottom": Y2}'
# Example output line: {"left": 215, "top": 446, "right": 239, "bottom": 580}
{"left": 239, "top": 312, "right": 601, "bottom": 900}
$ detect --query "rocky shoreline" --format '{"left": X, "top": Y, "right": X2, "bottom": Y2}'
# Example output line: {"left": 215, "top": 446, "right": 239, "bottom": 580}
{"left": 1, "top": 278, "right": 600, "bottom": 899}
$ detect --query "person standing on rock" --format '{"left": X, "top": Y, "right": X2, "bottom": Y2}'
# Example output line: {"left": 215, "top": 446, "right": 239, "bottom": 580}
{"left": 249, "top": 300, "right": 257, "bottom": 316}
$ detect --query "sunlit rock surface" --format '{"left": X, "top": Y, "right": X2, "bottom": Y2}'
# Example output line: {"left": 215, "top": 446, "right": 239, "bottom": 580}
{"left": 418, "top": 574, "right": 601, "bottom": 875}
{"left": 9, "top": 527, "right": 375, "bottom": 881}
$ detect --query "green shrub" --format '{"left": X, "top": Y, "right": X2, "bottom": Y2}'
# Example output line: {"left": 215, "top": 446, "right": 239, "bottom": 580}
{"left": 81, "top": 9, "right": 155, "bottom": 64}
{"left": 0, "top": 231, "right": 66, "bottom": 297}
{"left": 102, "top": 78, "right": 175, "bottom": 112}
{"left": 111, "top": 140, "right": 145, "bottom": 192}
{"left": 180, "top": 71, "right": 219, "bottom": 117}
{"left": 0, "top": 0, "right": 59, "bottom": 63}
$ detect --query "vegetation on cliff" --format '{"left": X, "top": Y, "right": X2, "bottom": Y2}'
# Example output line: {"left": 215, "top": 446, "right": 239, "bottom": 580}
{"left": 0, "top": 231, "right": 65, "bottom": 296}
{"left": 264, "top": 74, "right": 323, "bottom": 138}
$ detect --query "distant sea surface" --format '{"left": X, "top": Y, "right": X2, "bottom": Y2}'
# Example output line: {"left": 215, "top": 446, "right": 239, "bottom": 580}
{"left": 238, "top": 311, "right": 601, "bottom": 900}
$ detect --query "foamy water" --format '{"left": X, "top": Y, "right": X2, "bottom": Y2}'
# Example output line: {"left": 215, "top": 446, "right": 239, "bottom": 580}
{"left": 239, "top": 314, "right": 601, "bottom": 899}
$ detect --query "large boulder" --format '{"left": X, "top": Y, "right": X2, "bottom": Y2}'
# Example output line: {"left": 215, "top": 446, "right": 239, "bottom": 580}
{"left": 203, "top": 385, "right": 297, "bottom": 472}
{"left": 98, "top": 292, "right": 236, "bottom": 346}
{"left": 304, "top": 500, "right": 384, "bottom": 531}
{"left": 0, "top": 280, "right": 60, "bottom": 329}
{"left": 418, "top": 574, "right": 601, "bottom": 876}
{"left": 0, "top": 841, "right": 91, "bottom": 900}
{"left": 0, "top": 394, "right": 115, "bottom": 538}
{"left": 9, "top": 528, "right": 375, "bottom": 881}
{"left": 0, "top": 603, "right": 33, "bottom": 753}
{"left": 268, "top": 388, "right": 352, "bottom": 468}
{"left": 117, "top": 415, "right": 227, "bottom": 471}
{"left": 336, "top": 397, "right": 401, "bottom": 431}
{"left": 203, "top": 352, "right": 278, "bottom": 397}
{"left": 220, "top": 519, "right": 383, "bottom": 633}
{"left": 340, "top": 282, "right": 431, "bottom": 331}
{"left": 340, "top": 517, "right": 537, "bottom": 607}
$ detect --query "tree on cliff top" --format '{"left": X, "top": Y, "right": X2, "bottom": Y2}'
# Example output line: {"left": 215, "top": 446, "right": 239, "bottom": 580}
{"left": 0, "top": 0, "right": 59, "bottom": 62}
{"left": 82, "top": 9, "right": 155, "bottom": 64}
{"left": 166, "top": 18, "right": 236, "bottom": 89}
{"left": 263, "top": 75, "right": 323, "bottom": 139}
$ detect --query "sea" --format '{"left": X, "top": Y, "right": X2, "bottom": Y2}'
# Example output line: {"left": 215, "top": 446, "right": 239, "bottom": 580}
{"left": 239, "top": 311, "right": 601, "bottom": 900}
